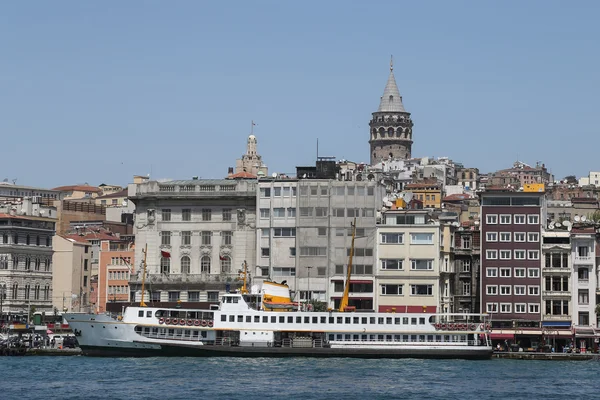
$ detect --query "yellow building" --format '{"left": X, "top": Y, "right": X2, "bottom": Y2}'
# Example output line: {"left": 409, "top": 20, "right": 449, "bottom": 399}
{"left": 404, "top": 181, "right": 442, "bottom": 208}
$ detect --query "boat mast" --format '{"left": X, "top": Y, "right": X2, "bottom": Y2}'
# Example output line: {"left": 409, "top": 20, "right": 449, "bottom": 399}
{"left": 240, "top": 260, "right": 249, "bottom": 294}
{"left": 338, "top": 217, "right": 357, "bottom": 312}
{"left": 140, "top": 243, "right": 148, "bottom": 307}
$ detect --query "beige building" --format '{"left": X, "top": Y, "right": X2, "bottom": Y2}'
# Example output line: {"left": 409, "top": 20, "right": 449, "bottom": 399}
{"left": 375, "top": 210, "right": 440, "bottom": 313}
{"left": 235, "top": 135, "right": 268, "bottom": 177}
{"left": 95, "top": 189, "right": 129, "bottom": 207}
{"left": 52, "top": 184, "right": 102, "bottom": 200}
{"left": 52, "top": 235, "right": 92, "bottom": 312}
{"left": 98, "top": 184, "right": 123, "bottom": 196}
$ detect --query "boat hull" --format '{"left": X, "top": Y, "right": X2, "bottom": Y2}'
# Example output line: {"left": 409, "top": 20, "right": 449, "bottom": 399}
{"left": 80, "top": 342, "right": 492, "bottom": 360}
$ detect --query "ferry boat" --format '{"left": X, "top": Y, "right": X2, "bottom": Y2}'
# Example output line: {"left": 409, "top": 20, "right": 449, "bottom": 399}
{"left": 65, "top": 221, "right": 493, "bottom": 359}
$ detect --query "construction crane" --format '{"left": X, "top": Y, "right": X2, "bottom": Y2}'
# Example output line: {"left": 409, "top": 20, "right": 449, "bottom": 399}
{"left": 338, "top": 217, "right": 357, "bottom": 312}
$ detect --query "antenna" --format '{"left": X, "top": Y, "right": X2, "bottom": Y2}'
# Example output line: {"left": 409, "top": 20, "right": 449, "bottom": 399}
{"left": 317, "top": 138, "right": 319, "bottom": 161}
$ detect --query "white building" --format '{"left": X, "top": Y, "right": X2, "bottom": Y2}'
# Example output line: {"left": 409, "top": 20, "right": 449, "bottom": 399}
{"left": 578, "top": 171, "right": 600, "bottom": 187}
{"left": 374, "top": 210, "right": 441, "bottom": 313}
{"left": 571, "top": 227, "right": 597, "bottom": 330}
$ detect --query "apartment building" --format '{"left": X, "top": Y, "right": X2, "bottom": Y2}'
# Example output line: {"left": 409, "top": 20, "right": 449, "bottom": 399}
{"left": 480, "top": 190, "right": 545, "bottom": 346}
{"left": 375, "top": 210, "right": 440, "bottom": 313}
{"left": 52, "top": 235, "right": 92, "bottom": 313}
{"left": 452, "top": 221, "right": 481, "bottom": 315}
{"left": 98, "top": 238, "right": 135, "bottom": 313}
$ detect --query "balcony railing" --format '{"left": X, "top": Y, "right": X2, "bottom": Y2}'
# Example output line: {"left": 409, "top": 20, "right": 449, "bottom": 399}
{"left": 542, "top": 290, "right": 570, "bottom": 297}
{"left": 130, "top": 273, "right": 242, "bottom": 285}
{"left": 575, "top": 255, "right": 593, "bottom": 263}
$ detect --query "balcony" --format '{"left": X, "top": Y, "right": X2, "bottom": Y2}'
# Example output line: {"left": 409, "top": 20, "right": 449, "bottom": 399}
{"left": 574, "top": 255, "right": 593, "bottom": 264}
{"left": 129, "top": 273, "right": 243, "bottom": 288}
{"left": 542, "top": 267, "right": 570, "bottom": 274}
{"left": 543, "top": 314, "right": 571, "bottom": 321}
{"left": 542, "top": 290, "right": 570, "bottom": 298}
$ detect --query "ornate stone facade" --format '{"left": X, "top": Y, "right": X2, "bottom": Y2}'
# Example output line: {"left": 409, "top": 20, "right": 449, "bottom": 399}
{"left": 369, "top": 60, "right": 414, "bottom": 164}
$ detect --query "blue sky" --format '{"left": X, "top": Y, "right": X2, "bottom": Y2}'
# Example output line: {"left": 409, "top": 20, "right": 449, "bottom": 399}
{"left": 1, "top": 1, "right": 598, "bottom": 188}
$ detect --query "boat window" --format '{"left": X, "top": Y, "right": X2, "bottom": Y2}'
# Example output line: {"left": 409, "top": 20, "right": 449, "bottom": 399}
{"left": 138, "top": 310, "right": 144, "bottom": 317}
{"left": 427, "top": 335, "right": 434, "bottom": 342}
{"left": 201, "top": 331, "right": 207, "bottom": 338}
{"left": 353, "top": 334, "right": 359, "bottom": 341}
{"left": 288, "top": 316, "right": 294, "bottom": 323}
{"left": 146, "top": 311, "right": 152, "bottom": 318}
{"left": 271, "top": 316, "right": 276, "bottom": 323}
{"left": 144, "top": 327, "right": 150, "bottom": 334}
{"left": 370, "top": 317, "right": 376, "bottom": 324}
{"left": 152, "top": 328, "right": 158, "bottom": 334}
{"left": 255, "top": 316, "right": 261, "bottom": 323}
{"left": 221, "top": 315, "right": 227, "bottom": 322}
{"left": 436, "top": 335, "right": 441, "bottom": 342}
{"left": 155, "top": 310, "right": 165, "bottom": 318}
{"left": 444, "top": 335, "right": 450, "bottom": 342}
{"left": 403, "top": 335, "right": 409, "bottom": 342}
{"left": 403, "top": 317, "right": 409, "bottom": 324}
{"left": 419, "top": 335, "right": 425, "bottom": 342}
{"left": 279, "top": 316, "right": 285, "bottom": 323}
{"left": 361, "top": 317, "right": 367, "bottom": 324}
{"left": 394, "top": 318, "right": 401, "bottom": 325}
{"left": 304, "top": 316, "right": 310, "bottom": 324}
{"left": 226, "top": 297, "right": 232, "bottom": 303}
{"left": 296, "top": 316, "right": 302, "bottom": 323}
{"left": 337, "top": 317, "right": 343, "bottom": 324}
{"left": 320, "top": 316, "right": 326, "bottom": 324}
{"left": 184, "top": 330, "right": 191, "bottom": 338}
{"left": 246, "top": 316, "right": 251, "bottom": 323}
{"left": 353, "top": 317, "right": 359, "bottom": 324}
{"left": 329, "top": 317, "right": 334, "bottom": 324}
{"left": 411, "top": 335, "right": 417, "bottom": 342}
{"left": 386, "top": 334, "right": 392, "bottom": 341}
{"left": 168, "top": 329, "right": 175, "bottom": 336}
{"left": 419, "top": 317, "right": 425, "bottom": 325}
{"left": 229, "top": 315, "right": 235, "bottom": 322}
{"left": 386, "top": 317, "right": 392, "bottom": 324}
{"left": 262, "top": 316, "right": 268, "bottom": 323}
{"left": 378, "top": 334, "right": 384, "bottom": 341}
{"left": 233, "top": 297, "right": 239, "bottom": 303}
{"left": 428, "top": 316, "right": 436, "bottom": 323}
{"left": 369, "top": 334, "right": 376, "bottom": 341}
{"left": 336, "top": 334, "right": 342, "bottom": 340}
{"left": 203, "top": 312, "right": 213, "bottom": 320}
{"left": 378, "top": 317, "right": 384, "bottom": 324}
{"left": 394, "top": 335, "right": 401, "bottom": 342}
{"left": 411, "top": 318, "right": 417, "bottom": 325}
{"left": 344, "top": 317, "right": 350, "bottom": 324}
{"left": 312, "top": 316, "right": 318, "bottom": 324}
{"left": 361, "top": 334, "right": 367, "bottom": 340}
{"left": 345, "top": 334, "right": 351, "bottom": 340}
{"left": 237, "top": 315, "right": 243, "bottom": 322}
{"left": 329, "top": 334, "right": 334, "bottom": 341}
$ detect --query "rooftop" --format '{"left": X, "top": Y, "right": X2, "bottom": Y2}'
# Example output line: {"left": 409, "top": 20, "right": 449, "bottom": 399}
{"left": 52, "top": 184, "right": 102, "bottom": 193}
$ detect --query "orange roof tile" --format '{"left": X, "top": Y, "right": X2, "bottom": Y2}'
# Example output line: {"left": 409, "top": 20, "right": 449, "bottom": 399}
{"left": 227, "top": 171, "right": 257, "bottom": 179}
{"left": 52, "top": 185, "right": 102, "bottom": 193}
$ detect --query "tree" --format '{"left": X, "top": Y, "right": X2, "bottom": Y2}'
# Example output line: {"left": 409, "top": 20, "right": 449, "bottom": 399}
{"left": 588, "top": 210, "right": 600, "bottom": 223}
{"left": 564, "top": 175, "right": 577, "bottom": 184}
{"left": 309, "top": 299, "right": 329, "bottom": 312}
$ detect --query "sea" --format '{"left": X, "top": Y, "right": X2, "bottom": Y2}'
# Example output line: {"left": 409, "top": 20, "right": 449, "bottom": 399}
{"left": 1, "top": 357, "right": 598, "bottom": 400}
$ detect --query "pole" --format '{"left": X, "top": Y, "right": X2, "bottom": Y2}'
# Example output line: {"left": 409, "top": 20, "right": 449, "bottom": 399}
{"left": 140, "top": 243, "right": 148, "bottom": 307}
{"left": 306, "top": 266, "right": 313, "bottom": 305}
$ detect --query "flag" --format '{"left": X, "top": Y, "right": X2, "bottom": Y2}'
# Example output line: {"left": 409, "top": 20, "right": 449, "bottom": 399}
{"left": 161, "top": 250, "right": 170, "bottom": 258}
{"left": 219, "top": 255, "right": 228, "bottom": 261}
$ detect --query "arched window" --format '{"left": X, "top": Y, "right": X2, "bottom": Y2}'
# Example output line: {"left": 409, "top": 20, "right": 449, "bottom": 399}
{"left": 36, "top": 236, "right": 40, "bottom": 246}
{"left": 26, "top": 235, "right": 30, "bottom": 245}
{"left": 46, "top": 236, "right": 50, "bottom": 246}
{"left": 379, "top": 128, "right": 385, "bottom": 138}
{"left": 2, "top": 234, "right": 7, "bottom": 244}
{"left": 181, "top": 256, "right": 191, "bottom": 274}
{"left": 201, "top": 256, "right": 211, "bottom": 273}
{"left": 25, "top": 257, "right": 31, "bottom": 270}
{"left": 44, "top": 285, "right": 50, "bottom": 300}
{"left": 34, "top": 284, "right": 40, "bottom": 300}
{"left": 160, "top": 257, "right": 170, "bottom": 274}
{"left": 12, "top": 283, "right": 18, "bottom": 300}
{"left": 35, "top": 258, "right": 40, "bottom": 271}
{"left": 13, "top": 233, "right": 18, "bottom": 245}
{"left": 220, "top": 256, "right": 231, "bottom": 273}
{"left": 388, "top": 128, "right": 394, "bottom": 137}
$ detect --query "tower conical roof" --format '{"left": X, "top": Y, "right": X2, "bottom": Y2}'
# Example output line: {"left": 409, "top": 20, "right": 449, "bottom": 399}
{"left": 377, "top": 60, "right": 406, "bottom": 113}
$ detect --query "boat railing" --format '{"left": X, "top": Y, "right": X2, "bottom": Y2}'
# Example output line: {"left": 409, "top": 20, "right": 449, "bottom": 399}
{"left": 331, "top": 336, "right": 489, "bottom": 346}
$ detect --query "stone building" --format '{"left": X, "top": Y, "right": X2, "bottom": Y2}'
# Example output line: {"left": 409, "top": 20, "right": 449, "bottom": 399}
{"left": 369, "top": 60, "right": 414, "bottom": 164}
{"left": 52, "top": 235, "right": 92, "bottom": 313}
{"left": 452, "top": 221, "right": 481, "bottom": 315}
{"left": 235, "top": 134, "right": 268, "bottom": 177}
{"left": 128, "top": 178, "right": 257, "bottom": 306}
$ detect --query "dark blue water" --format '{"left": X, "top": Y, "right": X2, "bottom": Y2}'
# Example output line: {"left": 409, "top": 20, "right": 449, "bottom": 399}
{"left": 1, "top": 357, "right": 598, "bottom": 399}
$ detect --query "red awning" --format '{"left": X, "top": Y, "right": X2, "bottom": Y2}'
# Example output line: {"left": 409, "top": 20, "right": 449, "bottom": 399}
{"left": 491, "top": 333, "right": 515, "bottom": 340}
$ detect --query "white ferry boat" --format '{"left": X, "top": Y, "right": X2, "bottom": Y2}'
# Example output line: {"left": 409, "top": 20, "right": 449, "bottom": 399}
{"left": 66, "top": 223, "right": 492, "bottom": 359}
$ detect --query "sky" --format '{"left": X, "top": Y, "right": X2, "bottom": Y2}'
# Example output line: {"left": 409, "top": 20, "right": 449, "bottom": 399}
{"left": 1, "top": 1, "right": 599, "bottom": 188}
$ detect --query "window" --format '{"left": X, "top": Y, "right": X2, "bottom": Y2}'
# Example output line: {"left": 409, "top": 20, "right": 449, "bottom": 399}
{"left": 222, "top": 208, "right": 232, "bottom": 221}
{"left": 499, "top": 250, "right": 511, "bottom": 260}
{"left": 317, "top": 227, "right": 327, "bottom": 236}
{"left": 486, "top": 214, "right": 498, "bottom": 224}
{"left": 161, "top": 257, "right": 170, "bottom": 274}
{"left": 527, "top": 215, "right": 539, "bottom": 224}
{"left": 347, "top": 208, "right": 359, "bottom": 218}
{"left": 486, "top": 250, "right": 497, "bottom": 260}
{"left": 315, "top": 207, "right": 328, "bottom": 217}
{"left": 528, "top": 304, "right": 540, "bottom": 313}
{"left": 381, "top": 259, "right": 403, "bottom": 270}
{"left": 410, "top": 285, "right": 433, "bottom": 296}
{"left": 410, "top": 233, "right": 433, "bottom": 244}
{"left": 168, "top": 291, "right": 180, "bottom": 302}
{"left": 273, "top": 208, "right": 286, "bottom": 218}
{"left": 578, "top": 290, "right": 589, "bottom": 305}
{"left": 463, "top": 282, "right": 471, "bottom": 296}
{"left": 486, "top": 232, "right": 498, "bottom": 242}
{"left": 310, "top": 186, "right": 318, "bottom": 196}
{"left": 528, "top": 268, "right": 539, "bottom": 278}
{"left": 411, "top": 259, "right": 433, "bottom": 270}
{"left": 527, "top": 250, "right": 539, "bottom": 260}
{"left": 161, "top": 231, "right": 171, "bottom": 246}
{"left": 500, "top": 285, "right": 511, "bottom": 295}
{"left": 289, "top": 247, "right": 296, "bottom": 256}
{"left": 222, "top": 231, "right": 232, "bottom": 245}
{"left": 300, "top": 207, "right": 314, "bottom": 217}
{"left": 261, "top": 248, "right": 270, "bottom": 257}
{"left": 220, "top": 256, "right": 231, "bottom": 273}
{"left": 515, "top": 304, "right": 526, "bottom": 313}
{"left": 486, "top": 303, "right": 498, "bottom": 313}
{"left": 201, "top": 231, "right": 211, "bottom": 246}
{"left": 182, "top": 209, "right": 191, "bottom": 221}
{"left": 181, "top": 231, "right": 192, "bottom": 246}
{"left": 515, "top": 285, "right": 526, "bottom": 295}
{"left": 527, "top": 232, "right": 539, "bottom": 242}
{"left": 300, "top": 247, "right": 327, "bottom": 256}
{"left": 515, "top": 268, "right": 526, "bottom": 278}
{"left": 201, "top": 256, "right": 211, "bottom": 273}
{"left": 486, "top": 268, "right": 498, "bottom": 277}
{"left": 362, "top": 208, "right": 375, "bottom": 217}
{"left": 461, "top": 236, "right": 471, "bottom": 249}
{"left": 514, "top": 232, "right": 525, "bottom": 242}
{"left": 500, "top": 303, "right": 512, "bottom": 313}
{"left": 461, "top": 260, "right": 471, "bottom": 272}
{"left": 499, "top": 215, "right": 511, "bottom": 224}
{"left": 13, "top": 233, "right": 18, "bottom": 244}
{"left": 380, "top": 233, "right": 403, "bottom": 244}
{"left": 499, "top": 268, "right": 511, "bottom": 277}
{"left": 260, "top": 188, "right": 271, "bottom": 198}
{"left": 181, "top": 256, "right": 191, "bottom": 274}
{"left": 188, "top": 291, "right": 200, "bottom": 302}
{"left": 514, "top": 250, "right": 526, "bottom": 259}
{"left": 335, "top": 187, "right": 345, "bottom": 196}
{"left": 274, "top": 228, "right": 296, "bottom": 237}
{"left": 287, "top": 208, "right": 296, "bottom": 218}
{"left": 260, "top": 209, "right": 270, "bottom": 219}
{"left": 486, "top": 285, "right": 498, "bottom": 295}
{"left": 202, "top": 209, "right": 212, "bottom": 221}
{"left": 499, "top": 232, "right": 511, "bottom": 242}
{"left": 333, "top": 208, "right": 344, "bottom": 217}
{"left": 273, "top": 187, "right": 281, "bottom": 197}
{"left": 381, "top": 284, "right": 403, "bottom": 295}
{"left": 528, "top": 286, "right": 539, "bottom": 296}
{"left": 514, "top": 215, "right": 525, "bottom": 224}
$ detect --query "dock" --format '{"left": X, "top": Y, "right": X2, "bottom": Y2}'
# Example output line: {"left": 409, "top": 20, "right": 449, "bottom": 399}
{"left": 494, "top": 351, "right": 600, "bottom": 361}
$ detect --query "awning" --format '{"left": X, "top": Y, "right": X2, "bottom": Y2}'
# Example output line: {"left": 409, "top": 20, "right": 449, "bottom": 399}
{"left": 515, "top": 330, "right": 543, "bottom": 336}
{"left": 542, "top": 321, "right": 571, "bottom": 327}
{"left": 574, "top": 327, "right": 595, "bottom": 337}
{"left": 491, "top": 333, "right": 515, "bottom": 340}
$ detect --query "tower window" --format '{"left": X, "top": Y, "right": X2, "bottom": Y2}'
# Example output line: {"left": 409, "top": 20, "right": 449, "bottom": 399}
{"left": 389, "top": 95, "right": 394, "bottom": 102}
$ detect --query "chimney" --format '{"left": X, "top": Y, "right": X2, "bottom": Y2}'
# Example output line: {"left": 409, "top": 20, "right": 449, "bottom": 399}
{"left": 227, "top": 167, "right": 234, "bottom": 177}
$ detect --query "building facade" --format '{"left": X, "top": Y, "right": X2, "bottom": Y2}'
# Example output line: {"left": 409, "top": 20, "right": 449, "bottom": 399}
{"left": 369, "top": 61, "right": 414, "bottom": 164}
{"left": 453, "top": 222, "right": 481, "bottom": 315}
{"left": 52, "top": 235, "right": 92, "bottom": 313}
{"left": 98, "top": 238, "right": 135, "bottom": 313}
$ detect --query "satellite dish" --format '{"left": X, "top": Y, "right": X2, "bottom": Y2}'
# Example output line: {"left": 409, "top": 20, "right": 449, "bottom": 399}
{"left": 383, "top": 196, "right": 389, "bottom": 203}
{"left": 581, "top": 215, "right": 587, "bottom": 222}
{"left": 452, "top": 222, "right": 460, "bottom": 227}
{"left": 271, "top": 173, "right": 277, "bottom": 178}
{"left": 563, "top": 220, "right": 572, "bottom": 228}
{"left": 548, "top": 223, "right": 555, "bottom": 230}
{"left": 474, "top": 220, "right": 480, "bottom": 225}
{"left": 122, "top": 200, "right": 128, "bottom": 207}
{"left": 381, "top": 206, "right": 388, "bottom": 212}
{"left": 555, "top": 222, "right": 562, "bottom": 227}
{"left": 574, "top": 215, "right": 581, "bottom": 222}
